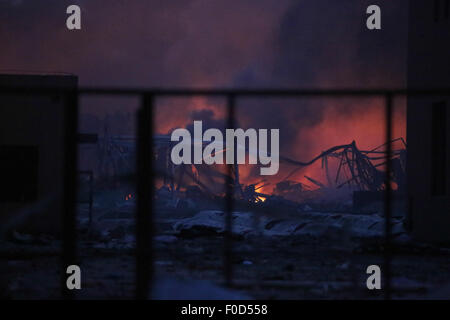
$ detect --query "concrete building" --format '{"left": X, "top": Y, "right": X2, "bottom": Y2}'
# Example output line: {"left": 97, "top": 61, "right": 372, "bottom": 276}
{"left": 407, "top": 0, "right": 450, "bottom": 242}
{"left": 0, "top": 73, "right": 78, "bottom": 235}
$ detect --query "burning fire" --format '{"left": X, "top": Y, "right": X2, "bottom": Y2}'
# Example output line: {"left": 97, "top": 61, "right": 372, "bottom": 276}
{"left": 153, "top": 97, "right": 406, "bottom": 194}
{"left": 256, "top": 196, "right": 267, "bottom": 202}
{"left": 125, "top": 193, "right": 133, "bottom": 201}
{"left": 256, "top": 185, "right": 268, "bottom": 202}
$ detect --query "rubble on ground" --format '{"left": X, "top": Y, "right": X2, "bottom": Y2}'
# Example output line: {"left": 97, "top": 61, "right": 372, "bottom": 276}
{"left": 173, "top": 210, "right": 408, "bottom": 243}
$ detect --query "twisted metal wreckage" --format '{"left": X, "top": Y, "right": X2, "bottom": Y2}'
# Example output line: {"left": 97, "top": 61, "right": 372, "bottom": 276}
{"left": 94, "top": 131, "right": 407, "bottom": 206}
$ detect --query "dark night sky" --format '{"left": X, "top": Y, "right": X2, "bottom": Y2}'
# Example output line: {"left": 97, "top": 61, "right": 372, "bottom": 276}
{"left": 0, "top": 0, "right": 408, "bottom": 88}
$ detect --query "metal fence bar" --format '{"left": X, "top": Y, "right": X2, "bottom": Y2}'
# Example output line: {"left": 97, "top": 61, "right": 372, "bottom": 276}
{"left": 224, "top": 94, "right": 236, "bottom": 287}
{"left": 88, "top": 171, "right": 93, "bottom": 225}
{"left": 384, "top": 93, "right": 393, "bottom": 300}
{"left": 62, "top": 90, "right": 79, "bottom": 299}
{"left": 77, "top": 170, "right": 94, "bottom": 225}
{"left": 78, "top": 87, "right": 450, "bottom": 96}
{"left": 136, "top": 94, "right": 154, "bottom": 299}
{"left": 4, "top": 87, "right": 450, "bottom": 97}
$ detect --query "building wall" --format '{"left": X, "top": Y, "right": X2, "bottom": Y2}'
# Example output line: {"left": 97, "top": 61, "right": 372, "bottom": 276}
{"left": 407, "top": 0, "right": 450, "bottom": 242}
{"left": 0, "top": 74, "right": 78, "bottom": 235}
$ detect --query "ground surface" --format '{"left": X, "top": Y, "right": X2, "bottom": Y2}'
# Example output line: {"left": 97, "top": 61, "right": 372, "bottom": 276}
{"left": 1, "top": 194, "right": 450, "bottom": 300}
{"left": 2, "top": 226, "right": 450, "bottom": 299}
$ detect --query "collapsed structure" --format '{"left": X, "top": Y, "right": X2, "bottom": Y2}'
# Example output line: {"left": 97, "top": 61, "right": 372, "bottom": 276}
{"left": 94, "top": 132, "right": 406, "bottom": 213}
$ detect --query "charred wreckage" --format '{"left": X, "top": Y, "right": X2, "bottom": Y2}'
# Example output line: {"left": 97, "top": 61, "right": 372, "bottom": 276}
{"left": 94, "top": 132, "right": 407, "bottom": 215}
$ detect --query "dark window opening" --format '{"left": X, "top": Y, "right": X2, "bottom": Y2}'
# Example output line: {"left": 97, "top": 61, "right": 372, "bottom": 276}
{"left": 431, "top": 101, "right": 447, "bottom": 196}
{"left": 0, "top": 145, "right": 39, "bottom": 203}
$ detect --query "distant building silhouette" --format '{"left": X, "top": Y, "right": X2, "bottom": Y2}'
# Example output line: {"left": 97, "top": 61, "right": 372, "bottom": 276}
{"left": 0, "top": 73, "right": 78, "bottom": 235}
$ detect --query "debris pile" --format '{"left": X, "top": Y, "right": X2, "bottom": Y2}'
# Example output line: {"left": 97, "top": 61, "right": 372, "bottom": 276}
{"left": 172, "top": 210, "right": 408, "bottom": 243}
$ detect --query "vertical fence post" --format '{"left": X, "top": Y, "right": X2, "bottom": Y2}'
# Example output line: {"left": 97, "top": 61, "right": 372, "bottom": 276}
{"left": 384, "top": 93, "right": 393, "bottom": 300}
{"left": 88, "top": 171, "right": 93, "bottom": 225}
{"left": 224, "top": 94, "right": 235, "bottom": 287}
{"left": 136, "top": 93, "right": 154, "bottom": 300}
{"left": 62, "top": 89, "right": 79, "bottom": 299}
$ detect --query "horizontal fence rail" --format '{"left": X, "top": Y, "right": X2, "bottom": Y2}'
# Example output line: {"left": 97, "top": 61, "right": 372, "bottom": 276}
{"left": 3, "top": 87, "right": 450, "bottom": 96}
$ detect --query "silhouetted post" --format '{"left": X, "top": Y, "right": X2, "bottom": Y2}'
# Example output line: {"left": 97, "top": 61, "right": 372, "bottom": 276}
{"left": 88, "top": 171, "right": 93, "bottom": 225}
{"left": 384, "top": 93, "right": 393, "bottom": 300}
{"left": 62, "top": 89, "right": 79, "bottom": 299}
{"left": 136, "top": 93, "right": 154, "bottom": 299}
{"left": 224, "top": 94, "right": 235, "bottom": 287}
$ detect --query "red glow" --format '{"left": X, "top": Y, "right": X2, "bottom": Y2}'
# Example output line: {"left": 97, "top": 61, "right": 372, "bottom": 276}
{"left": 125, "top": 193, "right": 133, "bottom": 201}
{"left": 154, "top": 98, "right": 406, "bottom": 193}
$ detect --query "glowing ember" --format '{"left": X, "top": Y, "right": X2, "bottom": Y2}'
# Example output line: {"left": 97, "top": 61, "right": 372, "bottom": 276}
{"left": 125, "top": 193, "right": 133, "bottom": 201}
{"left": 257, "top": 196, "right": 267, "bottom": 202}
